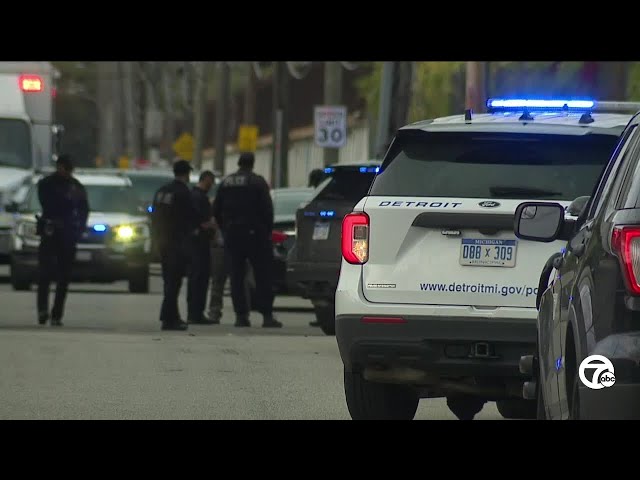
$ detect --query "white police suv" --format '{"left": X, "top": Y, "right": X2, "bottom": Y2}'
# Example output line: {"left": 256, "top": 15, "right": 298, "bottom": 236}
{"left": 335, "top": 98, "right": 636, "bottom": 420}
{"left": 9, "top": 170, "right": 152, "bottom": 293}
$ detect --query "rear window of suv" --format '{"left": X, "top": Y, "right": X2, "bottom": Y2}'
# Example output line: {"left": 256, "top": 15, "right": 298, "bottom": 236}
{"left": 370, "top": 131, "right": 620, "bottom": 201}
{"left": 314, "top": 167, "right": 378, "bottom": 203}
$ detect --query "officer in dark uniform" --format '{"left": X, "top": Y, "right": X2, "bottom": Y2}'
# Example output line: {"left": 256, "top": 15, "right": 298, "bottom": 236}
{"left": 213, "top": 152, "right": 282, "bottom": 328}
{"left": 151, "top": 159, "right": 197, "bottom": 331}
{"left": 187, "top": 170, "right": 217, "bottom": 324}
{"left": 36, "top": 154, "right": 89, "bottom": 326}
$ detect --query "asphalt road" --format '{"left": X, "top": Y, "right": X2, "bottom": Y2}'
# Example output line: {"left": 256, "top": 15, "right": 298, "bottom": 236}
{"left": 0, "top": 265, "right": 503, "bottom": 420}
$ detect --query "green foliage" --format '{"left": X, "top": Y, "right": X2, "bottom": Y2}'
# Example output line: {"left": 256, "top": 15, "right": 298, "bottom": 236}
{"left": 627, "top": 63, "right": 640, "bottom": 100}
{"left": 409, "top": 62, "right": 465, "bottom": 121}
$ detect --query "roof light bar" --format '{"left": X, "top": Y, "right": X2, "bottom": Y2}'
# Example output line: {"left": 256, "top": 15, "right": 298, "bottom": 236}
{"left": 487, "top": 98, "right": 595, "bottom": 111}
{"left": 487, "top": 98, "right": 640, "bottom": 114}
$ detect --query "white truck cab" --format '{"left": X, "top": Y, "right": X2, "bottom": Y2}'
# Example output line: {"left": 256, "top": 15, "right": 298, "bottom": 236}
{"left": 0, "top": 62, "right": 61, "bottom": 261}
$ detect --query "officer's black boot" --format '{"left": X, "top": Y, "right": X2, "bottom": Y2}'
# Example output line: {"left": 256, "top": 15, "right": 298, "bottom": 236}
{"left": 262, "top": 314, "right": 282, "bottom": 328}
{"left": 234, "top": 314, "right": 251, "bottom": 327}
{"left": 51, "top": 317, "right": 63, "bottom": 327}
{"left": 38, "top": 311, "right": 49, "bottom": 325}
{"left": 161, "top": 320, "right": 188, "bottom": 331}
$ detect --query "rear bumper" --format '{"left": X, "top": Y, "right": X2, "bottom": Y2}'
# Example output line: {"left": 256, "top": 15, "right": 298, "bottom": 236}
{"left": 12, "top": 246, "right": 149, "bottom": 282}
{"left": 336, "top": 314, "right": 536, "bottom": 384}
{"left": 286, "top": 260, "right": 340, "bottom": 300}
{"left": 580, "top": 332, "right": 640, "bottom": 420}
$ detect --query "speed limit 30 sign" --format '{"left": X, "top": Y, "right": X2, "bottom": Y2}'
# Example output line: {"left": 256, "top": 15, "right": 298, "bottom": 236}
{"left": 314, "top": 105, "right": 347, "bottom": 148}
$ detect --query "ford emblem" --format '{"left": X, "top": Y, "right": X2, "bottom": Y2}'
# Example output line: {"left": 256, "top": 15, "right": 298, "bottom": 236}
{"left": 479, "top": 201, "right": 500, "bottom": 208}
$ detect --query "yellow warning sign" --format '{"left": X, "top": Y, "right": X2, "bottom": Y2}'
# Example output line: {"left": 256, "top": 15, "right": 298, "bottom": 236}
{"left": 118, "top": 156, "right": 129, "bottom": 169}
{"left": 238, "top": 125, "right": 258, "bottom": 153}
{"left": 172, "top": 132, "right": 194, "bottom": 161}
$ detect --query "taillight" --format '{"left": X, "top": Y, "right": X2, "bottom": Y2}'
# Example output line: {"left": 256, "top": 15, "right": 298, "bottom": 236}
{"left": 361, "top": 316, "right": 406, "bottom": 324}
{"left": 272, "top": 230, "right": 288, "bottom": 244}
{"left": 611, "top": 226, "right": 640, "bottom": 295}
{"left": 342, "top": 212, "right": 369, "bottom": 264}
{"left": 19, "top": 74, "right": 43, "bottom": 92}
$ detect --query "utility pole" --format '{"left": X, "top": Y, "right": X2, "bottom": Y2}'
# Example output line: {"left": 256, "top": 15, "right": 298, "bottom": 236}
{"left": 192, "top": 62, "right": 207, "bottom": 170}
{"left": 465, "top": 61, "right": 487, "bottom": 113}
{"left": 214, "top": 62, "right": 230, "bottom": 174}
{"left": 123, "top": 62, "right": 142, "bottom": 164}
{"left": 114, "top": 62, "right": 125, "bottom": 166}
{"left": 390, "top": 62, "right": 413, "bottom": 136}
{"left": 271, "top": 62, "right": 290, "bottom": 188}
{"left": 162, "top": 64, "right": 176, "bottom": 161}
{"left": 244, "top": 62, "right": 256, "bottom": 124}
{"left": 374, "top": 62, "right": 394, "bottom": 159}
{"left": 322, "top": 62, "right": 343, "bottom": 166}
{"left": 97, "top": 61, "right": 113, "bottom": 166}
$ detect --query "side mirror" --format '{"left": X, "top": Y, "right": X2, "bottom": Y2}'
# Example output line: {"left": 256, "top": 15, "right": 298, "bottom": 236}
{"left": 514, "top": 202, "right": 565, "bottom": 243}
{"left": 566, "top": 196, "right": 590, "bottom": 217}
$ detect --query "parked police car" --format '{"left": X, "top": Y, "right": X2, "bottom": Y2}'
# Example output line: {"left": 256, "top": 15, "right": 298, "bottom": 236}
{"left": 9, "top": 170, "right": 151, "bottom": 293}
{"left": 516, "top": 102, "right": 640, "bottom": 420}
{"left": 335, "top": 99, "right": 633, "bottom": 420}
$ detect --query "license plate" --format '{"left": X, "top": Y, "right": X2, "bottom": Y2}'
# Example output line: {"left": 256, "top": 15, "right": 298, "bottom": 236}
{"left": 459, "top": 239, "right": 517, "bottom": 267}
{"left": 312, "top": 221, "right": 331, "bottom": 240}
{"left": 76, "top": 251, "right": 92, "bottom": 262}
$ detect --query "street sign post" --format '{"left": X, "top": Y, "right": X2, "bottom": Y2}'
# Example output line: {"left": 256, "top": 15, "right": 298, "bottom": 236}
{"left": 172, "top": 132, "right": 194, "bottom": 161}
{"left": 314, "top": 105, "right": 347, "bottom": 148}
{"left": 238, "top": 125, "right": 259, "bottom": 152}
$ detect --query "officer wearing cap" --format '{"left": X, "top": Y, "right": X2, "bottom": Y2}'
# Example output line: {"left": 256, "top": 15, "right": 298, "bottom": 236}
{"left": 36, "top": 154, "right": 89, "bottom": 326}
{"left": 151, "top": 159, "right": 198, "bottom": 331}
{"left": 213, "top": 152, "right": 282, "bottom": 328}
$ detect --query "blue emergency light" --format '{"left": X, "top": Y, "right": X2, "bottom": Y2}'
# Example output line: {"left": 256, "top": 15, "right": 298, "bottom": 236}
{"left": 93, "top": 224, "right": 107, "bottom": 232}
{"left": 320, "top": 210, "right": 335, "bottom": 217}
{"left": 147, "top": 205, "right": 153, "bottom": 213}
{"left": 324, "top": 167, "right": 335, "bottom": 174}
{"left": 359, "top": 166, "right": 380, "bottom": 173}
{"left": 487, "top": 98, "right": 595, "bottom": 111}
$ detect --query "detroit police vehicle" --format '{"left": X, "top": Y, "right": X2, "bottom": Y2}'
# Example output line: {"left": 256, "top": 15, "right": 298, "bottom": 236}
{"left": 9, "top": 170, "right": 151, "bottom": 293}
{"left": 334, "top": 98, "right": 634, "bottom": 420}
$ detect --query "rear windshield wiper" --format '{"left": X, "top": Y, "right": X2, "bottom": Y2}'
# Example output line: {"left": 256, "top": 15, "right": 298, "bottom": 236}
{"left": 489, "top": 186, "right": 563, "bottom": 198}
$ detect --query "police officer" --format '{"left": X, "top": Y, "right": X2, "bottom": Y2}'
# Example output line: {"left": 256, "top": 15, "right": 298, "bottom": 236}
{"left": 151, "top": 159, "right": 197, "bottom": 331}
{"left": 36, "top": 154, "right": 89, "bottom": 326}
{"left": 213, "top": 152, "right": 282, "bottom": 328}
{"left": 207, "top": 218, "right": 251, "bottom": 324}
{"left": 187, "top": 170, "right": 217, "bottom": 324}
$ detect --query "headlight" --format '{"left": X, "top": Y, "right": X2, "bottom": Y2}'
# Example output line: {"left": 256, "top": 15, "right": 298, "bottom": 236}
{"left": 113, "top": 223, "right": 149, "bottom": 242}
{"left": 17, "top": 221, "right": 38, "bottom": 238}
{"left": 116, "top": 225, "right": 134, "bottom": 240}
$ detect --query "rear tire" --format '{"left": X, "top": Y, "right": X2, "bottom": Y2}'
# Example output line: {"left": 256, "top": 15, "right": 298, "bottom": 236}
{"left": 569, "top": 373, "right": 580, "bottom": 420}
{"left": 344, "top": 370, "right": 419, "bottom": 420}
{"left": 447, "top": 395, "right": 486, "bottom": 420}
{"left": 496, "top": 399, "right": 537, "bottom": 419}
{"left": 10, "top": 261, "right": 31, "bottom": 291}
{"left": 315, "top": 305, "right": 335, "bottom": 336}
{"left": 128, "top": 266, "right": 149, "bottom": 293}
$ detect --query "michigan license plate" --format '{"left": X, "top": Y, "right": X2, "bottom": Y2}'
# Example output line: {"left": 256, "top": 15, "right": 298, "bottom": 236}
{"left": 459, "top": 239, "right": 517, "bottom": 267}
{"left": 312, "top": 221, "right": 330, "bottom": 240}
